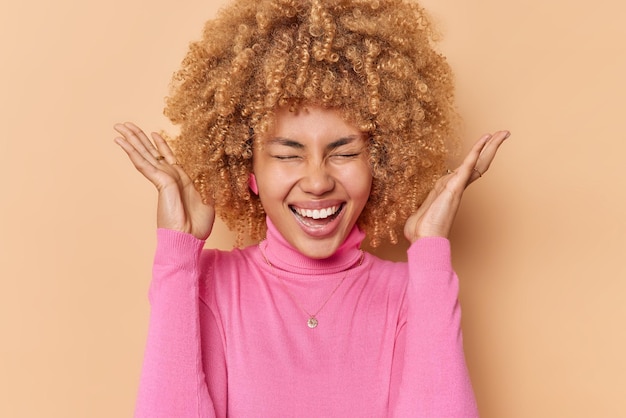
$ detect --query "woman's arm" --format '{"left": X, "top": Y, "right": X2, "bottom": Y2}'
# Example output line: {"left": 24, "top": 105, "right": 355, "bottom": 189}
{"left": 392, "top": 130, "right": 509, "bottom": 416}
{"left": 135, "top": 229, "right": 217, "bottom": 417}
{"left": 390, "top": 237, "right": 478, "bottom": 417}
{"left": 114, "top": 123, "right": 220, "bottom": 416}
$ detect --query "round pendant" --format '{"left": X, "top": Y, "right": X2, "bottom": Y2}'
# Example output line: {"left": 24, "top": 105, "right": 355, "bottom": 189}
{"left": 307, "top": 317, "right": 318, "bottom": 329}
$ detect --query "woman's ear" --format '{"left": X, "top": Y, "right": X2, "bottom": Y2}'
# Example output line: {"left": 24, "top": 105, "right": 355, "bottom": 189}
{"left": 248, "top": 173, "right": 259, "bottom": 195}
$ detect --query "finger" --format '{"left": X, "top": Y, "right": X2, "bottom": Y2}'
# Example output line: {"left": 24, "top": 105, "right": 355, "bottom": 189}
{"left": 150, "top": 132, "right": 196, "bottom": 188}
{"left": 113, "top": 123, "right": 160, "bottom": 165}
{"left": 470, "top": 130, "right": 510, "bottom": 184}
{"left": 114, "top": 135, "right": 165, "bottom": 182}
{"left": 448, "top": 133, "right": 492, "bottom": 186}
{"left": 123, "top": 122, "right": 161, "bottom": 158}
{"left": 151, "top": 132, "right": 178, "bottom": 165}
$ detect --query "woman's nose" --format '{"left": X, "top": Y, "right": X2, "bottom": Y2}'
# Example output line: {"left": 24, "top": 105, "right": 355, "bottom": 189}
{"left": 299, "top": 163, "right": 335, "bottom": 195}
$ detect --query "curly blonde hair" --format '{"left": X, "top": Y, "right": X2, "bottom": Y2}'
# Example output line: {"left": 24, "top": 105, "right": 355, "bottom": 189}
{"left": 165, "top": 0, "right": 457, "bottom": 247}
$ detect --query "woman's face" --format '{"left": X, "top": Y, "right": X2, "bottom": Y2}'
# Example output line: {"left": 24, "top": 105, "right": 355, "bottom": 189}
{"left": 253, "top": 105, "right": 373, "bottom": 259}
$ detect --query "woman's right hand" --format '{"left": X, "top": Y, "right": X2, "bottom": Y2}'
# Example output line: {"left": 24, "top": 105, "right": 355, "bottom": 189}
{"left": 114, "top": 122, "right": 215, "bottom": 240}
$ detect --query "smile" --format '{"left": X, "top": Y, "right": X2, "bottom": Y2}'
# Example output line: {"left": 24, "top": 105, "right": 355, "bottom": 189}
{"left": 291, "top": 205, "right": 342, "bottom": 220}
{"left": 287, "top": 203, "right": 347, "bottom": 237}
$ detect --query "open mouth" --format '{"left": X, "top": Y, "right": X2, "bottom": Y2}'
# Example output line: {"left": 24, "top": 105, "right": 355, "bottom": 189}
{"left": 290, "top": 204, "right": 344, "bottom": 226}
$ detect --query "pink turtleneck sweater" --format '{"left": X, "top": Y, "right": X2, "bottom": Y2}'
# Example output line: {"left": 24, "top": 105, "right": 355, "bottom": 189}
{"left": 135, "top": 220, "right": 478, "bottom": 417}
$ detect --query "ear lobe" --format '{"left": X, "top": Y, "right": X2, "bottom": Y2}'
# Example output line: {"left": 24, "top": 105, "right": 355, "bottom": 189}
{"left": 248, "top": 173, "right": 259, "bottom": 195}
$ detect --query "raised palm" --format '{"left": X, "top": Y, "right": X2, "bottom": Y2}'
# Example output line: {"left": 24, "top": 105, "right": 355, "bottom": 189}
{"left": 404, "top": 130, "right": 510, "bottom": 242}
{"left": 114, "top": 122, "right": 215, "bottom": 240}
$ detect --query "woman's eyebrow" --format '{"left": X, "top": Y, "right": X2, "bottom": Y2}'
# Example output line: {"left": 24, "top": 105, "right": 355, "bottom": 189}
{"left": 326, "top": 135, "right": 361, "bottom": 151}
{"left": 267, "top": 137, "right": 305, "bottom": 149}
{"left": 266, "top": 134, "right": 361, "bottom": 150}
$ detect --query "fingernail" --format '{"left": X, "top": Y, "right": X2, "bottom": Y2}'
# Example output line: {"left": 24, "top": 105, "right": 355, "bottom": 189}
{"left": 504, "top": 131, "right": 511, "bottom": 139}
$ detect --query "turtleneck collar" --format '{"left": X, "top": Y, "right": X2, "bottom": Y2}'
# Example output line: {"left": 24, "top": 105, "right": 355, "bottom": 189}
{"left": 259, "top": 217, "right": 366, "bottom": 276}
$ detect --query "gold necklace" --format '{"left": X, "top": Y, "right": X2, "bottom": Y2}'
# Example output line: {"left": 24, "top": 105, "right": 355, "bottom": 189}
{"left": 259, "top": 242, "right": 364, "bottom": 329}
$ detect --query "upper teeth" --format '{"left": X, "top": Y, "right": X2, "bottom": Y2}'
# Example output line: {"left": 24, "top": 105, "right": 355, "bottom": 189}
{"left": 294, "top": 206, "right": 339, "bottom": 219}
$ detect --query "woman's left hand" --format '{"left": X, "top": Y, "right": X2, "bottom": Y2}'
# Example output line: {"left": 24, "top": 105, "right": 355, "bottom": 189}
{"left": 403, "top": 130, "right": 510, "bottom": 243}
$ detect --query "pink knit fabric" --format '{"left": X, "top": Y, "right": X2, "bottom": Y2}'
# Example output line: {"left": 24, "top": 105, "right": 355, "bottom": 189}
{"left": 135, "top": 219, "right": 478, "bottom": 417}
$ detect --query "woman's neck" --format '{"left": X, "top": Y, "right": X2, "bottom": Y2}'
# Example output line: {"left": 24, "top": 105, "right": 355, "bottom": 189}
{"left": 260, "top": 217, "right": 365, "bottom": 276}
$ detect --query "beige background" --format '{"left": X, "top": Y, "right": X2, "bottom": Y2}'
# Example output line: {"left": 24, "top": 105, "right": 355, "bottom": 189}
{"left": 1, "top": 0, "right": 624, "bottom": 417}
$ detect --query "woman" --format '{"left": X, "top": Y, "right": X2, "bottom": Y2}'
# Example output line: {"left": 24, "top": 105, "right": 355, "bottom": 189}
{"left": 114, "top": 0, "right": 509, "bottom": 416}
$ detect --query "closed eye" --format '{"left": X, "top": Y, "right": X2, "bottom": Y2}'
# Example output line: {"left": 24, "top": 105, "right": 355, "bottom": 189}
{"left": 330, "top": 151, "right": 362, "bottom": 160}
{"left": 272, "top": 155, "right": 301, "bottom": 160}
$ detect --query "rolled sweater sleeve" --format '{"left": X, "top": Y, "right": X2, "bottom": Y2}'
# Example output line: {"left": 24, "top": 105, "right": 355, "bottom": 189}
{"left": 134, "top": 229, "right": 216, "bottom": 418}
{"left": 392, "top": 237, "right": 478, "bottom": 417}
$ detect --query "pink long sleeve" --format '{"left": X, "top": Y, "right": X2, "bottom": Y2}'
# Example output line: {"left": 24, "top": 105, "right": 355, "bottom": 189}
{"left": 135, "top": 228, "right": 477, "bottom": 417}
{"left": 392, "top": 237, "right": 479, "bottom": 417}
{"left": 134, "top": 229, "right": 216, "bottom": 418}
